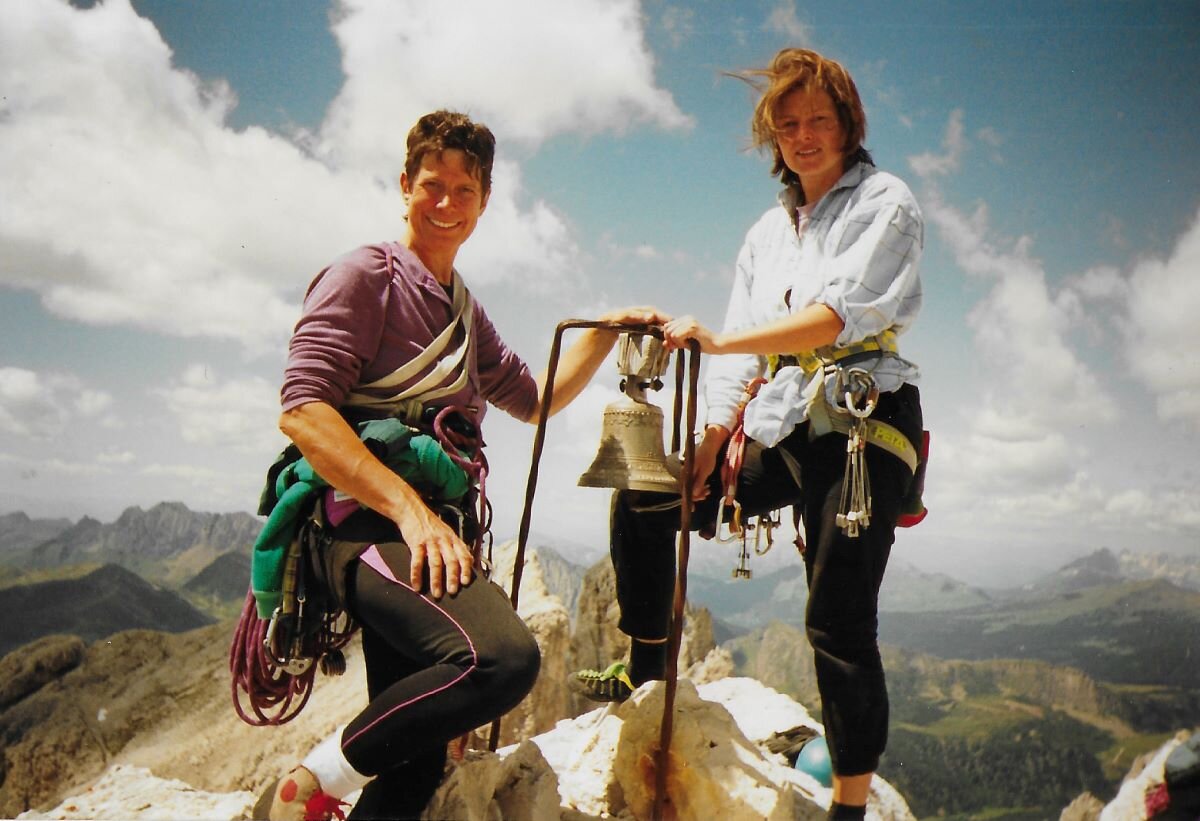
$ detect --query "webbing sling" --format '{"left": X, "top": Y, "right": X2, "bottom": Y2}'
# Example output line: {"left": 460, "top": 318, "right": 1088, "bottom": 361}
{"left": 770, "top": 331, "right": 918, "bottom": 473}
{"left": 767, "top": 328, "right": 899, "bottom": 380}
{"left": 343, "top": 250, "right": 474, "bottom": 421}
{"left": 807, "top": 381, "right": 919, "bottom": 474}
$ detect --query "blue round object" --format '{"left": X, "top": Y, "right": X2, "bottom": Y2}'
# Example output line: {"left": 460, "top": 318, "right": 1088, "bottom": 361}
{"left": 794, "top": 736, "right": 833, "bottom": 787}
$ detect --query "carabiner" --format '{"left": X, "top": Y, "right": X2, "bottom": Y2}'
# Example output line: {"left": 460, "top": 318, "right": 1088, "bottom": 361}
{"left": 840, "top": 368, "right": 879, "bottom": 418}
{"left": 715, "top": 496, "right": 744, "bottom": 543}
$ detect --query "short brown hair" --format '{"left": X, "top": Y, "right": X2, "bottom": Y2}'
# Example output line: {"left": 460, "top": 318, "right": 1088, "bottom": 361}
{"left": 737, "top": 48, "right": 870, "bottom": 188}
{"left": 404, "top": 110, "right": 496, "bottom": 194}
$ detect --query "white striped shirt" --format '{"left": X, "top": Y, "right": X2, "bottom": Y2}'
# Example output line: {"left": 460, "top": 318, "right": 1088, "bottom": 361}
{"left": 704, "top": 162, "right": 924, "bottom": 446}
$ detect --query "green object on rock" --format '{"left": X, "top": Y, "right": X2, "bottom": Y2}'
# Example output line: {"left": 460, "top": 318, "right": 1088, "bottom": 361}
{"left": 574, "top": 661, "right": 636, "bottom": 703}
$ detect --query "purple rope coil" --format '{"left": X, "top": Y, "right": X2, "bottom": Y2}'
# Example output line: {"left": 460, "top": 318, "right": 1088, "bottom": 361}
{"left": 229, "top": 588, "right": 355, "bottom": 726}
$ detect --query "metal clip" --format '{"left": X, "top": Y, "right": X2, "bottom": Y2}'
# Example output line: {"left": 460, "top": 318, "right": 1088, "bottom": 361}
{"left": 263, "top": 605, "right": 314, "bottom": 676}
{"left": 715, "top": 496, "right": 744, "bottom": 543}
{"left": 732, "top": 552, "right": 752, "bottom": 579}
{"left": 732, "top": 530, "right": 752, "bottom": 579}
{"left": 836, "top": 419, "right": 873, "bottom": 537}
{"left": 754, "top": 509, "right": 781, "bottom": 555}
{"left": 839, "top": 367, "right": 879, "bottom": 418}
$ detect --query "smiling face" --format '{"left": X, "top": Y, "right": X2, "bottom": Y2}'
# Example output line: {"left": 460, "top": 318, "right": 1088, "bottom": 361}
{"left": 400, "top": 148, "right": 489, "bottom": 283}
{"left": 773, "top": 87, "right": 847, "bottom": 204}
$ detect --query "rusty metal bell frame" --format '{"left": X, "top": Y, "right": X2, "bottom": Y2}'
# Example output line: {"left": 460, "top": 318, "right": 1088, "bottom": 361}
{"left": 578, "top": 332, "right": 680, "bottom": 494}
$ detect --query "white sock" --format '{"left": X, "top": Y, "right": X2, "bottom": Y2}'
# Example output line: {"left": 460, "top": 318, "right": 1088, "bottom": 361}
{"left": 301, "top": 725, "right": 371, "bottom": 799}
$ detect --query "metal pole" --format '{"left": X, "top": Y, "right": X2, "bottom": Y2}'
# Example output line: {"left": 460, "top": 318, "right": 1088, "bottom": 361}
{"left": 652, "top": 341, "right": 701, "bottom": 821}
{"left": 488, "top": 319, "right": 665, "bottom": 751}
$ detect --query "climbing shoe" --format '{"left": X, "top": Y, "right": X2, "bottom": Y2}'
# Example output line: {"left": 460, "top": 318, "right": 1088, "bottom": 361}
{"left": 263, "top": 766, "right": 349, "bottom": 821}
{"left": 574, "top": 661, "right": 635, "bottom": 703}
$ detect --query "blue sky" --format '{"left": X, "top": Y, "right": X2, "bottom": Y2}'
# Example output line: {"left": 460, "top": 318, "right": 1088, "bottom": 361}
{"left": 2, "top": 0, "right": 1198, "bottom": 586}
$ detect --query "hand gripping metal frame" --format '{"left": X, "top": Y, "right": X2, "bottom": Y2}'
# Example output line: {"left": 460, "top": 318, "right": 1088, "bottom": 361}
{"left": 487, "top": 320, "right": 701, "bottom": 821}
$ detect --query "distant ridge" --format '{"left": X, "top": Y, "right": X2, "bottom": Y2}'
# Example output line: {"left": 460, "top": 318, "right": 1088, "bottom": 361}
{"left": 183, "top": 550, "right": 250, "bottom": 601}
{"left": 0, "top": 511, "right": 72, "bottom": 553}
{"left": 0, "top": 563, "right": 213, "bottom": 657}
{"left": 1, "top": 502, "right": 262, "bottom": 587}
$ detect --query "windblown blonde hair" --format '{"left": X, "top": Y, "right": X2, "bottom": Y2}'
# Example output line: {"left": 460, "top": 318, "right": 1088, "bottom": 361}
{"left": 736, "top": 48, "right": 870, "bottom": 189}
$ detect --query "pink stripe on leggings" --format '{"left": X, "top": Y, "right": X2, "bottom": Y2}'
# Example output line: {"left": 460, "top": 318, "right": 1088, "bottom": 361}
{"left": 342, "top": 545, "right": 479, "bottom": 752}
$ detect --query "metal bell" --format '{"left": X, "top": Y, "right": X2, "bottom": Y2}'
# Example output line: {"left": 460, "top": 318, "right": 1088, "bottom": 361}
{"left": 578, "top": 395, "right": 679, "bottom": 493}
{"left": 578, "top": 332, "right": 679, "bottom": 494}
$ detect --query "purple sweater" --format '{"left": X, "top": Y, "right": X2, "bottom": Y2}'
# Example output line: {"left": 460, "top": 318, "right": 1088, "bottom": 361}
{"left": 282, "top": 242, "right": 538, "bottom": 428}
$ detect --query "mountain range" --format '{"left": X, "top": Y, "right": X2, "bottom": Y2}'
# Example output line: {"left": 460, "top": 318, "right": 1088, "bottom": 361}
{"left": 1, "top": 502, "right": 260, "bottom": 588}
{"left": 0, "top": 504, "right": 1197, "bottom": 819}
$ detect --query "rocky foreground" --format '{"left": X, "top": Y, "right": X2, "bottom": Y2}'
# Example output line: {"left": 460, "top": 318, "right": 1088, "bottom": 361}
{"left": 18, "top": 676, "right": 912, "bottom": 821}
{"left": 4, "top": 538, "right": 1192, "bottom": 820}
{"left": 4, "top": 539, "right": 913, "bottom": 820}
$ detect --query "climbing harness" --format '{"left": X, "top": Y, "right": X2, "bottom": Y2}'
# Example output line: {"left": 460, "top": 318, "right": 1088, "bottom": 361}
{"left": 721, "top": 331, "right": 926, "bottom": 557}
{"left": 766, "top": 328, "right": 899, "bottom": 378}
{"left": 340, "top": 255, "right": 475, "bottom": 422}
{"left": 340, "top": 246, "right": 492, "bottom": 562}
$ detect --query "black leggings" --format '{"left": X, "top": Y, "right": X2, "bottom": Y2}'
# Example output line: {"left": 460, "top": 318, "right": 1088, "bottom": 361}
{"left": 611, "top": 384, "right": 922, "bottom": 776}
{"left": 317, "top": 511, "right": 540, "bottom": 818}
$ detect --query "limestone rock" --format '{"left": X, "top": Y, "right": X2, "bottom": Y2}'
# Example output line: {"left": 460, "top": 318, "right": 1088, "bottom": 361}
{"left": 424, "top": 740, "right": 562, "bottom": 821}
{"left": 609, "top": 679, "right": 819, "bottom": 820}
{"left": 521, "top": 676, "right": 914, "bottom": 821}
{"left": 1060, "top": 791, "right": 1104, "bottom": 821}
{"left": 685, "top": 645, "right": 735, "bottom": 687}
{"left": 487, "top": 540, "right": 575, "bottom": 746}
{"left": 1099, "top": 730, "right": 1191, "bottom": 821}
{"left": 15, "top": 764, "right": 254, "bottom": 820}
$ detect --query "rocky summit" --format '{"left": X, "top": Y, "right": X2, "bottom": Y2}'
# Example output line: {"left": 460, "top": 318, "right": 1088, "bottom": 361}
{"left": 2, "top": 505, "right": 1197, "bottom": 820}
{"left": 0, "top": 534, "right": 913, "bottom": 821}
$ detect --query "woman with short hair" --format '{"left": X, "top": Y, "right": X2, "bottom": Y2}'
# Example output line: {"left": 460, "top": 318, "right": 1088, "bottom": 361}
{"left": 265, "top": 109, "right": 662, "bottom": 821}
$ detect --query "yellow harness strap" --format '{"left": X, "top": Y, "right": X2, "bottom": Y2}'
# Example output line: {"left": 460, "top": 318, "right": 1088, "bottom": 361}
{"left": 767, "top": 329, "right": 899, "bottom": 378}
{"left": 801, "top": 359, "right": 919, "bottom": 474}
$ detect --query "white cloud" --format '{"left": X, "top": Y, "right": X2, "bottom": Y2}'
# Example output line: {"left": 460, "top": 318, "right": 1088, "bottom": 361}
{"left": 154, "top": 364, "right": 286, "bottom": 457}
{"left": 76, "top": 390, "right": 115, "bottom": 418}
{"left": 1069, "top": 264, "right": 1127, "bottom": 303}
{"left": 1105, "top": 487, "right": 1200, "bottom": 531}
{"left": 0, "top": 366, "right": 115, "bottom": 439}
{"left": 923, "top": 185, "right": 1116, "bottom": 430}
{"left": 763, "top": 1, "right": 813, "bottom": 44}
{"left": 320, "top": 0, "right": 692, "bottom": 170}
{"left": 907, "top": 110, "right": 1129, "bottom": 533}
{"left": 97, "top": 449, "right": 137, "bottom": 466}
{"left": 908, "top": 109, "right": 965, "bottom": 178}
{"left": 660, "top": 5, "right": 696, "bottom": 49}
{"left": 1123, "top": 208, "right": 1200, "bottom": 428}
{"left": 0, "top": 0, "right": 392, "bottom": 354}
{"left": 0, "top": 0, "right": 690, "bottom": 355}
